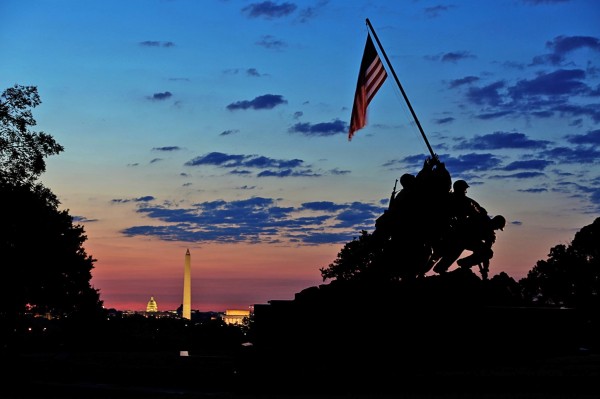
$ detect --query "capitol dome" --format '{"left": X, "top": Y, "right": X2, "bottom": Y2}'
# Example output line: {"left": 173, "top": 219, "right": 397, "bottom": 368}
{"left": 146, "top": 296, "right": 158, "bottom": 312}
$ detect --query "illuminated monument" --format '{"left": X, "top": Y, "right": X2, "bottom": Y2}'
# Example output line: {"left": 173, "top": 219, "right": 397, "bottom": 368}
{"left": 146, "top": 296, "right": 158, "bottom": 312}
{"left": 182, "top": 249, "right": 192, "bottom": 319}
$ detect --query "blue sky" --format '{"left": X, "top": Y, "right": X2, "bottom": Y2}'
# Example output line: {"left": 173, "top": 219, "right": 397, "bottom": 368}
{"left": 1, "top": 0, "right": 599, "bottom": 311}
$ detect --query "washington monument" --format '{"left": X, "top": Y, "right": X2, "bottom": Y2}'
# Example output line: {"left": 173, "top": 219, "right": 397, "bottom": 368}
{"left": 182, "top": 249, "right": 191, "bottom": 319}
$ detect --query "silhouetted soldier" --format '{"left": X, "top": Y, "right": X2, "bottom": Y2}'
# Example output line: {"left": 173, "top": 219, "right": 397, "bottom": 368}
{"left": 423, "top": 179, "right": 485, "bottom": 273}
{"left": 448, "top": 179, "right": 487, "bottom": 225}
{"left": 432, "top": 213, "right": 505, "bottom": 279}
{"left": 415, "top": 155, "right": 452, "bottom": 251}
{"left": 390, "top": 173, "right": 417, "bottom": 215}
{"left": 390, "top": 172, "right": 432, "bottom": 279}
{"left": 415, "top": 155, "right": 451, "bottom": 198}
{"left": 375, "top": 173, "right": 425, "bottom": 280}
{"left": 456, "top": 214, "right": 505, "bottom": 279}
{"left": 412, "top": 160, "right": 454, "bottom": 276}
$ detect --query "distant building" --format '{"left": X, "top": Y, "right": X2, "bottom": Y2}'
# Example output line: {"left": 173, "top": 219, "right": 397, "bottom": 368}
{"left": 223, "top": 309, "right": 251, "bottom": 325}
{"left": 146, "top": 296, "right": 158, "bottom": 312}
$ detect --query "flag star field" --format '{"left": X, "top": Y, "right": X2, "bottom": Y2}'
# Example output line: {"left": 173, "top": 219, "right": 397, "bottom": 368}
{"left": 1, "top": 0, "right": 599, "bottom": 311}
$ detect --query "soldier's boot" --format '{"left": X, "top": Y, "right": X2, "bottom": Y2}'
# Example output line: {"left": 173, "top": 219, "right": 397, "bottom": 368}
{"left": 478, "top": 263, "right": 489, "bottom": 280}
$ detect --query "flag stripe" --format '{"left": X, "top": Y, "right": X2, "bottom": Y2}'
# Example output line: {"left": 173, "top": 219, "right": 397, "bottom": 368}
{"left": 365, "top": 60, "right": 386, "bottom": 103}
{"left": 348, "top": 34, "right": 387, "bottom": 141}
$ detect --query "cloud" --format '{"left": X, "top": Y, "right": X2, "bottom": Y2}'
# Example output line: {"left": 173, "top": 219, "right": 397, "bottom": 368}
{"left": 521, "top": 0, "right": 570, "bottom": 4}
{"left": 510, "top": 69, "right": 589, "bottom": 98}
{"left": 230, "top": 169, "right": 253, "bottom": 175}
{"left": 185, "top": 152, "right": 246, "bottom": 167}
{"left": 72, "top": 216, "right": 98, "bottom": 223}
{"left": 288, "top": 119, "right": 346, "bottom": 136}
{"left": 241, "top": 1, "right": 297, "bottom": 19}
{"left": 426, "top": 51, "right": 475, "bottom": 63}
{"left": 565, "top": 129, "right": 600, "bottom": 146}
{"left": 589, "top": 187, "right": 600, "bottom": 211}
{"left": 296, "top": 0, "right": 327, "bottom": 23}
{"left": 394, "top": 153, "right": 503, "bottom": 175}
{"left": 539, "top": 146, "right": 600, "bottom": 163}
{"left": 448, "top": 76, "right": 480, "bottom": 89}
{"left": 434, "top": 117, "right": 454, "bottom": 125}
{"left": 255, "top": 35, "right": 287, "bottom": 50}
{"left": 424, "top": 5, "right": 455, "bottom": 18}
{"left": 466, "top": 81, "right": 506, "bottom": 106}
{"left": 441, "top": 51, "right": 475, "bottom": 63}
{"left": 220, "top": 129, "right": 240, "bottom": 136}
{"left": 329, "top": 168, "right": 351, "bottom": 175}
{"left": 185, "top": 152, "right": 301, "bottom": 169}
{"left": 257, "top": 169, "right": 321, "bottom": 178}
{"left": 112, "top": 196, "right": 155, "bottom": 204}
{"left": 454, "top": 132, "right": 552, "bottom": 150}
{"left": 456, "top": 66, "right": 600, "bottom": 122}
{"left": 120, "top": 196, "right": 385, "bottom": 245}
{"left": 448, "top": 36, "right": 600, "bottom": 126}
{"left": 489, "top": 171, "right": 547, "bottom": 179}
{"left": 301, "top": 201, "right": 347, "bottom": 212}
{"left": 383, "top": 126, "right": 595, "bottom": 185}
{"left": 548, "top": 35, "right": 600, "bottom": 54}
{"left": 552, "top": 103, "right": 600, "bottom": 123}
{"left": 184, "top": 151, "right": 322, "bottom": 178}
{"left": 223, "top": 68, "right": 266, "bottom": 77}
{"left": 152, "top": 146, "right": 181, "bottom": 151}
{"left": 247, "top": 68, "right": 261, "bottom": 77}
{"left": 519, "top": 187, "right": 549, "bottom": 193}
{"left": 333, "top": 202, "right": 382, "bottom": 228}
{"left": 226, "top": 94, "right": 287, "bottom": 110}
{"left": 139, "top": 41, "right": 175, "bottom": 47}
{"left": 503, "top": 159, "right": 554, "bottom": 171}
{"left": 441, "top": 153, "right": 504, "bottom": 174}
{"left": 149, "top": 91, "right": 173, "bottom": 101}
{"left": 476, "top": 110, "right": 514, "bottom": 120}
{"left": 531, "top": 35, "right": 600, "bottom": 66}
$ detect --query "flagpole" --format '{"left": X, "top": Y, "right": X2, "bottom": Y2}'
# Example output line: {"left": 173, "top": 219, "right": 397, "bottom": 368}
{"left": 365, "top": 18, "right": 435, "bottom": 158}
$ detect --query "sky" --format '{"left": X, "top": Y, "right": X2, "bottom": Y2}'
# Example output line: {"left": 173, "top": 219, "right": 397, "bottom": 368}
{"left": 2, "top": 0, "right": 599, "bottom": 312}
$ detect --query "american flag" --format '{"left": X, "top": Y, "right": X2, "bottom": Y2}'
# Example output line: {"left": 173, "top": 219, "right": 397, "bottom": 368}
{"left": 348, "top": 34, "right": 387, "bottom": 141}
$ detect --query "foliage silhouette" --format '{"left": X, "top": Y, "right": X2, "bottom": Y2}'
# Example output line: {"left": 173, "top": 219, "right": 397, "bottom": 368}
{"left": 0, "top": 85, "right": 63, "bottom": 185}
{"left": 519, "top": 217, "right": 600, "bottom": 309}
{"left": 0, "top": 85, "right": 103, "bottom": 348}
{"left": 0, "top": 180, "right": 103, "bottom": 319}
{"left": 319, "top": 230, "right": 383, "bottom": 282}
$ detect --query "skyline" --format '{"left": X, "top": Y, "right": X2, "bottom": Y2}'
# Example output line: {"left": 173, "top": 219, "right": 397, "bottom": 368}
{"left": 2, "top": 0, "right": 599, "bottom": 311}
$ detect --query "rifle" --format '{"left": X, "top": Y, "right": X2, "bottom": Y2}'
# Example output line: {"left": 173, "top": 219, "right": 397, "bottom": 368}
{"left": 388, "top": 179, "right": 398, "bottom": 210}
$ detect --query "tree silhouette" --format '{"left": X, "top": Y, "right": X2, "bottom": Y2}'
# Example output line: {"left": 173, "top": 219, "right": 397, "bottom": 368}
{"left": 319, "top": 230, "right": 386, "bottom": 282}
{"left": 0, "top": 85, "right": 103, "bottom": 327}
{"left": 519, "top": 217, "right": 600, "bottom": 309}
{"left": 0, "top": 85, "right": 63, "bottom": 184}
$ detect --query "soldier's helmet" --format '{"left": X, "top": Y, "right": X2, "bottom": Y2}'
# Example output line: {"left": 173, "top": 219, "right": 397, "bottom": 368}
{"left": 453, "top": 179, "right": 469, "bottom": 192}
{"left": 400, "top": 173, "right": 416, "bottom": 188}
{"left": 492, "top": 215, "right": 506, "bottom": 231}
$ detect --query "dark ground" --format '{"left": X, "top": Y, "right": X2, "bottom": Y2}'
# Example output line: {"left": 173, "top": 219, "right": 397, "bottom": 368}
{"left": 4, "top": 348, "right": 600, "bottom": 398}
{"left": 5, "top": 272, "right": 599, "bottom": 398}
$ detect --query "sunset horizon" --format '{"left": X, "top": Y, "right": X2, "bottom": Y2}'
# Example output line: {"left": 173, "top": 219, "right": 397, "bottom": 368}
{"left": 2, "top": 0, "right": 598, "bottom": 313}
